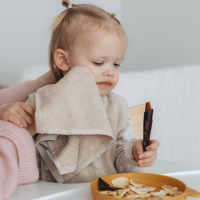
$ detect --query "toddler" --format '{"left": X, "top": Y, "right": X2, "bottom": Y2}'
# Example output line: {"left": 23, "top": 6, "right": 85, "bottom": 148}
{"left": 26, "top": 0, "right": 159, "bottom": 183}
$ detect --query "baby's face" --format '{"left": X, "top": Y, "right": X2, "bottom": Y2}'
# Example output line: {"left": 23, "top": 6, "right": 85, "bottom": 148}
{"left": 64, "top": 30, "right": 127, "bottom": 97}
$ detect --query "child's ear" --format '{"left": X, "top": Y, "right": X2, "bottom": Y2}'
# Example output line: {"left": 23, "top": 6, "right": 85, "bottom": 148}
{"left": 54, "top": 49, "right": 70, "bottom": 73}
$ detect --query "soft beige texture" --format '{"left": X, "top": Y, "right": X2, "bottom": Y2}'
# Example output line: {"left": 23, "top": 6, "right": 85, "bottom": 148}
{"left": 34, "top": 66, "right": 130, "bottom": 183}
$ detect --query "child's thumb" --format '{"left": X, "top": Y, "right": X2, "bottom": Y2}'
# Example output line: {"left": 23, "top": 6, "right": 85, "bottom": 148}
{"left": 136, "top": 140, "right": 143, "bottom": 154}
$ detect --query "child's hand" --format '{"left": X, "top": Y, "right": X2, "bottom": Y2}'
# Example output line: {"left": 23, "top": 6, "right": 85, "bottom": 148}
{"left": 132, "top": 139, "right": 160, "bottom": 167}
{"left": 0, "top": 102, "right": 35, "bottom": 128}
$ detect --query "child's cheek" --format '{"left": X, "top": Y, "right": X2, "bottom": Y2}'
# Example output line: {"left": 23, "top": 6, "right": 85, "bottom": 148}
{"left": 111, "top": 81, "right": 118, "bottom": 88}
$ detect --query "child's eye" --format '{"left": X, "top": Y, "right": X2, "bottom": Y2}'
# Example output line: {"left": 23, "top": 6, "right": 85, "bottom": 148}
{"left": 114, "top": 63, "right": 120, "bottom": 67}
{"left": 93, "top": 62, "right": 104, "bottom": 66}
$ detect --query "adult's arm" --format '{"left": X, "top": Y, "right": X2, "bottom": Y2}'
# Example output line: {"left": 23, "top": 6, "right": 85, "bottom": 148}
{"left": 0, "top": 81, "right": 35, "bottom": 106}
{"left": 0, "top": 70, "right": 52, "bottom": 106}
{"left": 0, "top": 120, "right": 39, "bottom": 200}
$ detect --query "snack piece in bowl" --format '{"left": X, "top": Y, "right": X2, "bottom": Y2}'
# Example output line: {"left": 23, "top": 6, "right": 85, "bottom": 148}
{"left": 124, "top": 187, "right": 151, "bottom": 198}
{"left": 99, "top": 190, "right": 117, "bottom": 196}
{"left": 111, "top": 177, "right": 130, "bottom": 188}
{"left": 161, "top": 185, "right": 183, "bottom": 196}
{"left": 118, "top": 188, "right": 130, "bottom": 197}
{"left": 147, "top": 187, "right": 157, "bottom": 192}
{"left": 129, "top": 185, "right": 150, "bottom": 194}
{"left": 150, "top": 190, "right": 168, "bottom": 198}
{"left": 130, "top": 179, "right": 144, "bottom": 187}
{"left": 127, "top": 190, "right": 137, "bottom": 195}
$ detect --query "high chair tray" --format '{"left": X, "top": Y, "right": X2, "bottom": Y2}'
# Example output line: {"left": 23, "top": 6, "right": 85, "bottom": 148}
{"left": 34, "top": 171, "right": 200, "bottom": 200}
{"left": 10, "top": 159, "right": 200, "bottom": 200}
{"left": 35, "top": 185, "right": 93, "bottom": 200}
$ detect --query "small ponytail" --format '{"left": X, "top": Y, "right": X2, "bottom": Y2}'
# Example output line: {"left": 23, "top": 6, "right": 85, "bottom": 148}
{"left": 110, "top": 13, "right": 116, "bottom": 18}
{"left": 62, "top": 0, "right": 71, "bottom": 8}
{"left": 50, "top": 11, "right": 67, "bottom": 31}
{"left": 50, "top": 0, "right": 73, "bottom": 31}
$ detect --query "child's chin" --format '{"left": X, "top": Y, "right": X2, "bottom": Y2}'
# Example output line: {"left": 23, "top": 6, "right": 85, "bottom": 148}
{"left": 99, "top": 90, "right": 110, "bottom": 97}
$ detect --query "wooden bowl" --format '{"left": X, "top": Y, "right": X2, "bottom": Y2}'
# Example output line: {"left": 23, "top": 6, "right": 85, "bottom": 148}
{"left": 91, "top": 173, "right": 200, "bottom": 200}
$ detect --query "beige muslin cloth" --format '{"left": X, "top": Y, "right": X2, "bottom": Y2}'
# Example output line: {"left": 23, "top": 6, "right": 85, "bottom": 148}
{"left": 34, "top": 66, "right": 115, "bottom": 182}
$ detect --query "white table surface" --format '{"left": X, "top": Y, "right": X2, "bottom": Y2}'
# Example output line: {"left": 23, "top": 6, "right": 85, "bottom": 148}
{"left": 10, "top": 159, "right": 200, "bottom": 200}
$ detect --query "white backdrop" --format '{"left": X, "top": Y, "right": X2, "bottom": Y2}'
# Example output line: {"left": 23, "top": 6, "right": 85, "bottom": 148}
{"left": 0, "top": 0, "right": 200, "bottom": 86}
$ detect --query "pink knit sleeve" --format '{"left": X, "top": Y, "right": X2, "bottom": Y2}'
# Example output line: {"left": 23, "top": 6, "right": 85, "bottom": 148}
{"left": 0, "top": 80, "right": 35, "bottom": 106}
{"left": 0, "top": 120, "right": 39, "bottom": 200}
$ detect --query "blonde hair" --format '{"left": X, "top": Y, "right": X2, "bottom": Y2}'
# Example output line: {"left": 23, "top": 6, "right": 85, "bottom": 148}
{"left": 49, "top": 1, "right": 128, "bottom": 83}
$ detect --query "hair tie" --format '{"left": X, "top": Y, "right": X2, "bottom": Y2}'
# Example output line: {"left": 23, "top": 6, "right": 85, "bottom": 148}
{"left": 62, "top": 0, "right": 72, "bottom": 9}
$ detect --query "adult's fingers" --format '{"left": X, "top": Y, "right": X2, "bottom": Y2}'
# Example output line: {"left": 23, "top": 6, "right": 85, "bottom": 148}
{"left": 146, "top": 140, "right": 160, "bottom": 151}
{"left": 12, "top": 110, "right": 28, "bottom": 128}
{"left": 5, "top": 113, "right": 24, "bottom": 128}
{"left": 17, "top": 104, "right": 34, "bottom": 125}
{"left": 19, "top": 102, "right": 35, "bottom": 118}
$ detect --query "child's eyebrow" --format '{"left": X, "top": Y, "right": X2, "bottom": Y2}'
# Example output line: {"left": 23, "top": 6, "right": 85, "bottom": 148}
{"left": 98, "top": 55, "right": 124, "bottom": 61}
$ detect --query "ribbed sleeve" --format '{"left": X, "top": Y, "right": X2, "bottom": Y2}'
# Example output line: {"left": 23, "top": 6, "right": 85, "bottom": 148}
{"left": 115, "top": 114, "right": 142, "bottom": 173}
{"left": 0, "top": 80, "right": 35, "bottom": 105}
{"left": 0, "top": 120, "right": 39, "bottom": 199}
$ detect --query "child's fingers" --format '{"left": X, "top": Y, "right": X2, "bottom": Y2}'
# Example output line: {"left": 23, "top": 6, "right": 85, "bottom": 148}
{"left": 134, "top": 153, "right": 140, "bottom": 162}
{"left": 146, "top": 140, "right": 160, "bottom": 151}
{"left": 134, "top": 139, "right": 144, "bottom": 154}
{"left": 138, "top": 154, "right": 157, "bottom": 167}
{"left": 133, "top": 140, "right": 144, "bottom": 161}
{"left": 139, "top": 149, "right": 157, "bottom": 160}
{"left": 19, "top": 102, "right": 35, "bottom": 118}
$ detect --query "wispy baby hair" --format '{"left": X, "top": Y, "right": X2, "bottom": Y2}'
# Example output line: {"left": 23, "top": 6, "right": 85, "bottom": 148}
{"left": 49, "top": 0, "right": 127, "bottom": 83}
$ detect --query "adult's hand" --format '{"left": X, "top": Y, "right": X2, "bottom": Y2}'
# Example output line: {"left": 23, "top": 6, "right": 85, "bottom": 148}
{"left": 0, "top": 102, "right": 35, "bottom": 128}
{"left": 33, "top": 70, "right": 54, "bottom": 91}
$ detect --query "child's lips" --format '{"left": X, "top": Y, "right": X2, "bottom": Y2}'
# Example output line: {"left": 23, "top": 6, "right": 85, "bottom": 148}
{"left": 97, "top": 81, "right": 112, "bottom": 87}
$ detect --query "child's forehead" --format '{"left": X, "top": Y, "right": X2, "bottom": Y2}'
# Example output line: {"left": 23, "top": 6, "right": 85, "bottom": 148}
{"left": 73, "top": 28, "right": 127, "bottom": 52}
{"left": 70, "top": 32, "right": 127, "bottom": 62}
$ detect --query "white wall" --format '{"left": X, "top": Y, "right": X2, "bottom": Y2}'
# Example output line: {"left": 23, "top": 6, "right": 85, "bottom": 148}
{"left": 121, "top": 0, "right": 200, "bottom": 71}
{"left": 0, "top": 0, "right": 200, "bottom": 86}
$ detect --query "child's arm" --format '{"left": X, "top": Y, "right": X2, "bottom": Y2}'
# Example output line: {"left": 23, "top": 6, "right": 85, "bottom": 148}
{"left": 115, "top": 114, "right": 160, "bottom": 173}
{"left": 115, "top": 114, "right": 141, "bottom": 173}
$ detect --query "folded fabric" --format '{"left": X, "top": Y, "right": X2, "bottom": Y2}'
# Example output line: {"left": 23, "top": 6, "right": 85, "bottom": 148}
{"left": 34, "top": 66, "right": 114, "bottom": 182}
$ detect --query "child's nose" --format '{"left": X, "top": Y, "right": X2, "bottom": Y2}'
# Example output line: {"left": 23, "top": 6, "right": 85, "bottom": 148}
{"left": 103, "top": 65, "right": 115, "bottom": 77}
{"left": 103, "top": 70, "right": 114, "bottom": 77}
